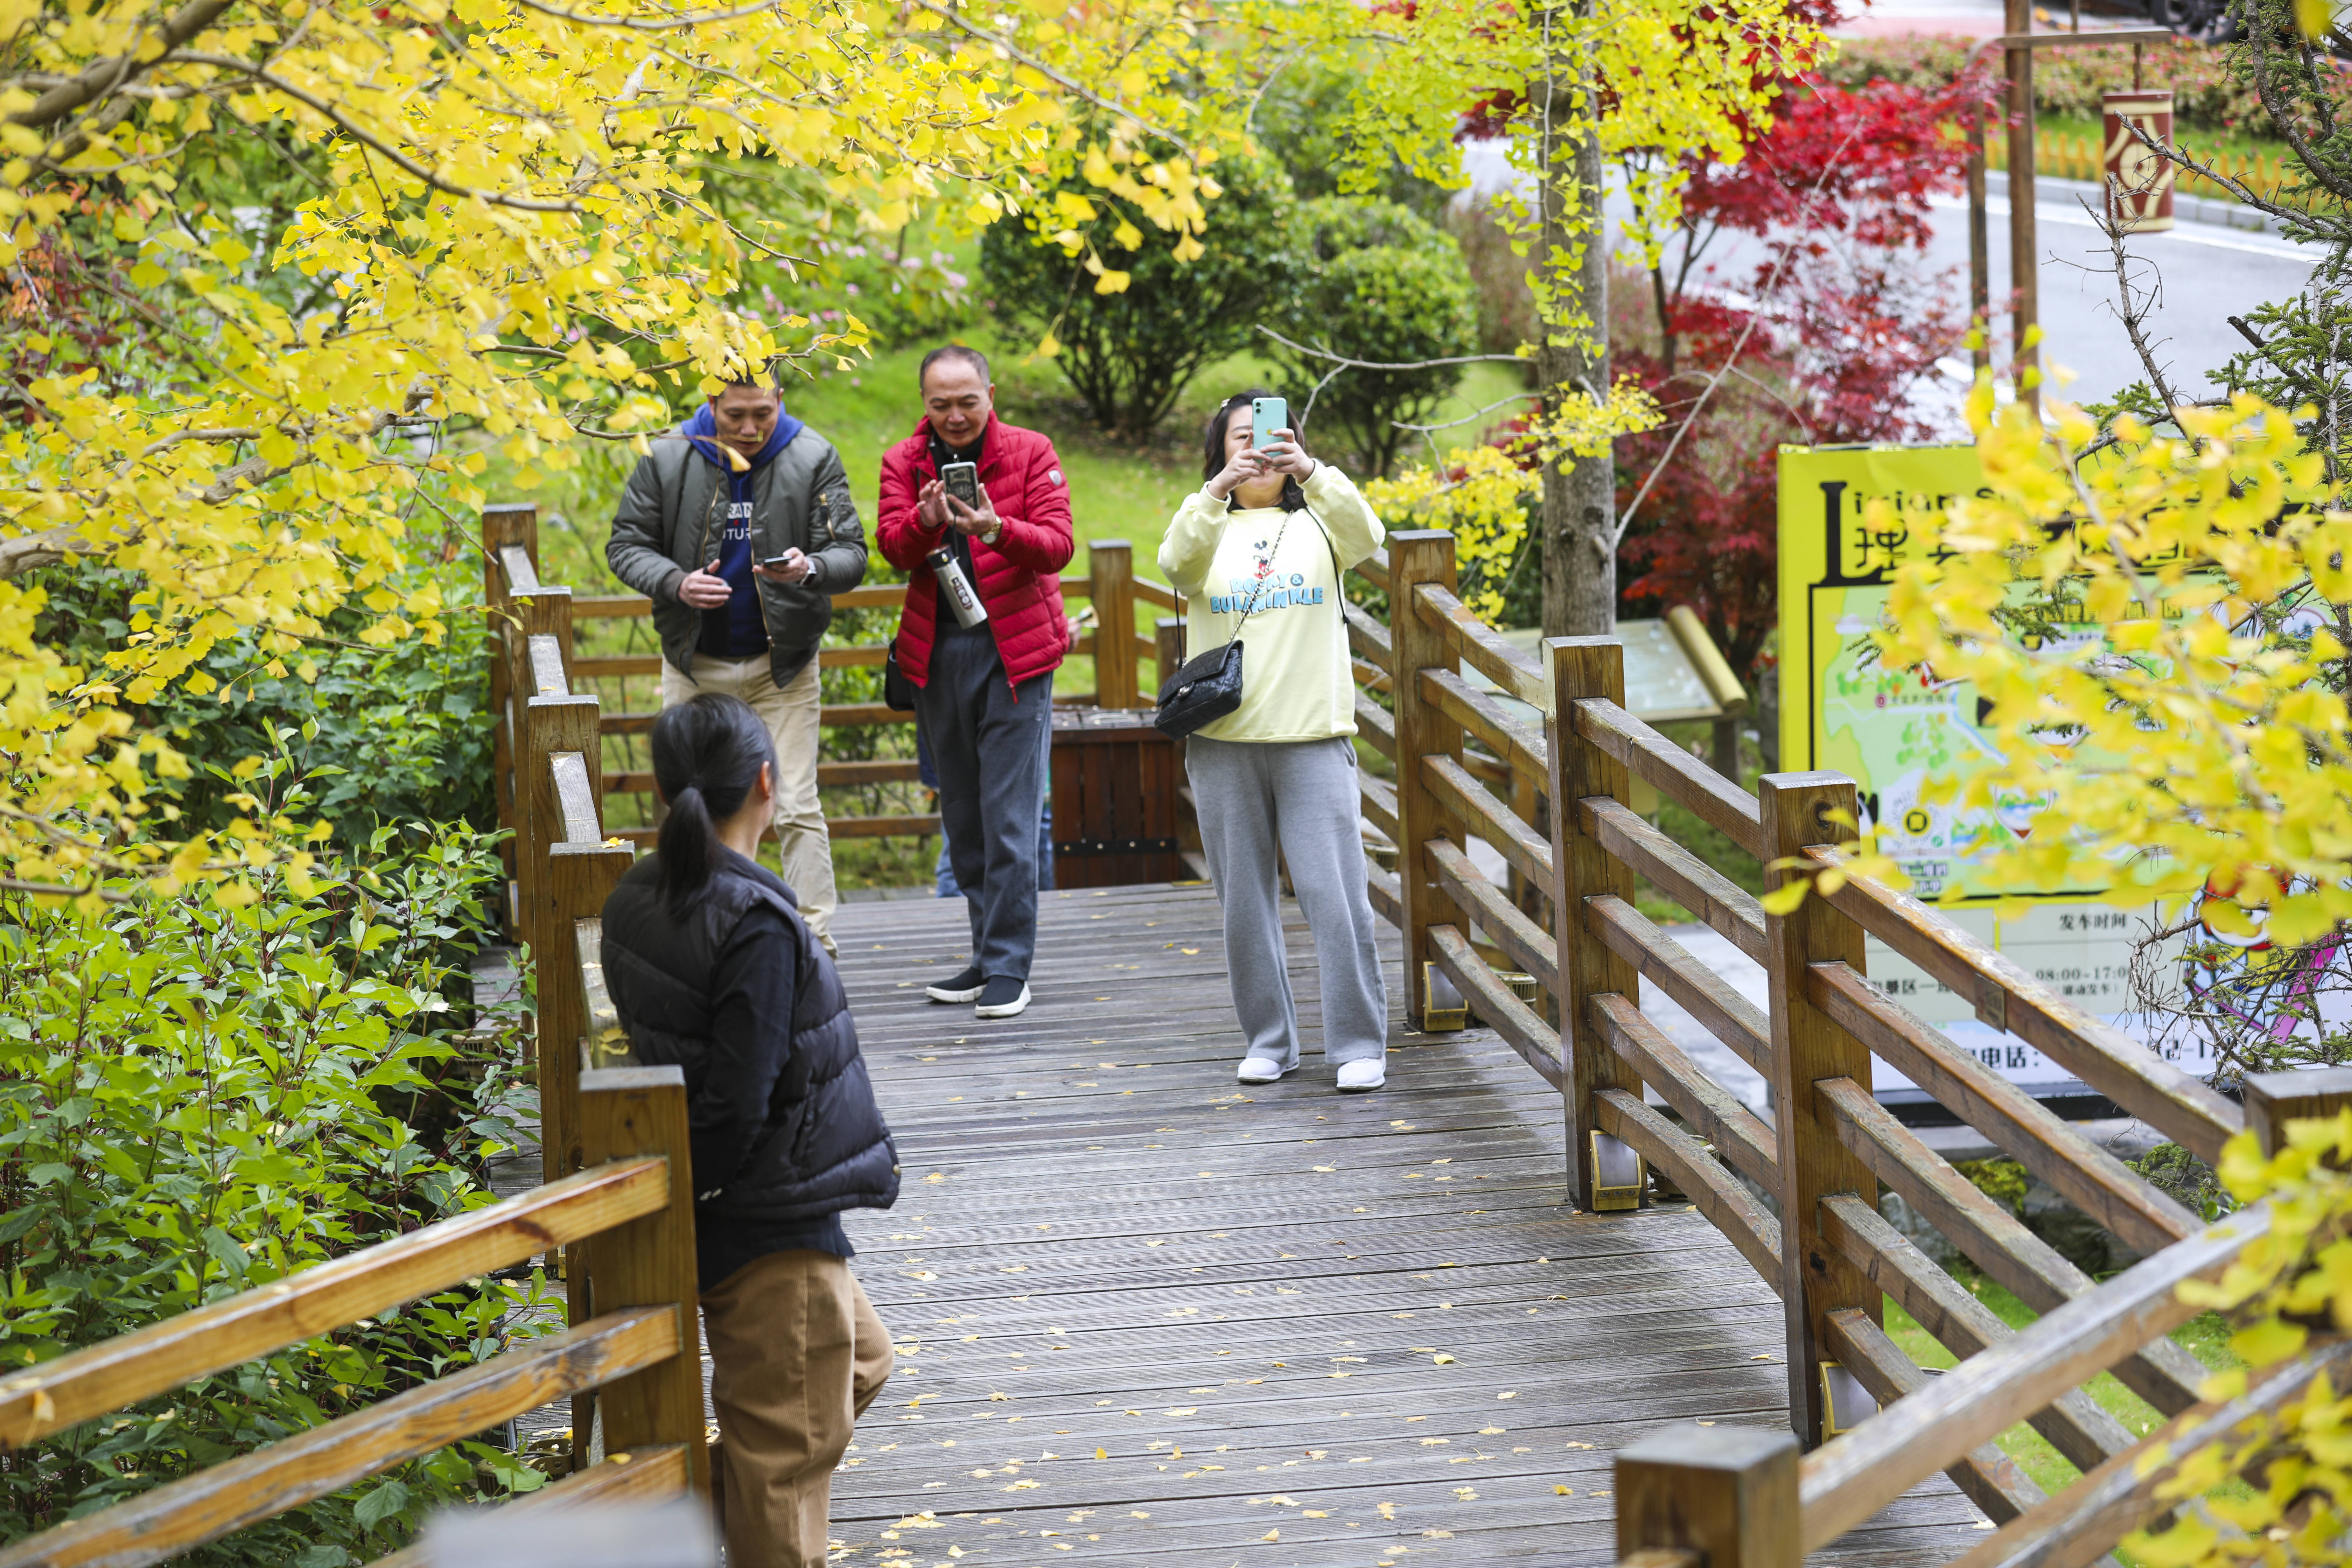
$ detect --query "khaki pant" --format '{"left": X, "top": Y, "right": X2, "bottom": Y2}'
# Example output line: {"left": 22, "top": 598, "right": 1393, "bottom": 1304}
{"left": 658, "top": 652, "right": 836, "bottom": 951}
{"left": 702, "top": 1250, "right": 895, "bottom": 1568}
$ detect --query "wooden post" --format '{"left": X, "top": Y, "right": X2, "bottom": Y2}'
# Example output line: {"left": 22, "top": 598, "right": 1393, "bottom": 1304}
{"left": 1546, "top": 638, "right": 1645, "bottom": 1209}
{"left": 2243, "top": 1067, "right": 2352, "bottom": 1157}
{"left": 1761, "top": 771, "right": 1879, "bottom": 1446}
{"left": 1154, "top": 616, "right": 1184, "bottom": 701}
{"left": 2006, "top": 0, "right": 2038, "bottom": 410}
{"left": 521, "top": 695, "right": 602, "bottom": 1076}
{"left": 1090, "top": 539, "right": 1139, "bottom": 710}
{"left": 539, "top": 712, "right": 633, "bottom": 1188}
{"left": 507, "top": 587, "right": 574, "bottom": 963}
{"left": 1387, "top": 531, "right": 1468, "bottom": 1032}
{"left": 1616, "top": 1426, "right": 1801, "bottom": 1568}
{"left": 578, "top": 1066, "right": 709, "bottom": 1495}
{"left": 484, "top": 504, "right": 538, "bottom": 937}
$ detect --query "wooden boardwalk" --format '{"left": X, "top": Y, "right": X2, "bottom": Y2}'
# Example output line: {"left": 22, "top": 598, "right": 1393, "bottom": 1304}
{"left": 820, "top": 880, "right": 1982, "bottom": 1566}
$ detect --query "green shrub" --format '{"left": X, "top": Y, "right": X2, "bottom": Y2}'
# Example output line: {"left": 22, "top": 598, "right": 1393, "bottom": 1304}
{"left": 798, "top": 231, "right": 978, "bottom": 350}
{"left": 979, "top": 144, "right": 1306, "bottom": 441}
{"left": 0, "top": 815, "right": 548, "bottom": 1563}
{"left": 1446, "top": 197, "right": 1542, "bottom": 358}
{"left": 29, "top": 550, "right": 493, "bottom": 848}
{"left": 1249, "top": 58, "right": 1455, "bottom": 221}
{"left": 1271, "top": 198, "right": 1481, "bottom": 479}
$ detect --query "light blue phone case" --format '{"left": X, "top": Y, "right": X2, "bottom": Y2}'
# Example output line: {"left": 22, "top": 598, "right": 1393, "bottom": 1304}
{"left": 1252, "top": 397, "right": 1287, "bottom": 450}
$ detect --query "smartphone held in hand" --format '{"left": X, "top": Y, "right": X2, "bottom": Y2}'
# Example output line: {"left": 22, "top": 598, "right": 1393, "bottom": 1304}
{"left": 1251, "top": 397, "right": 1287, "bottom": 451}
{"left": 940, "top": 461, "right": 980, "bottom": 510}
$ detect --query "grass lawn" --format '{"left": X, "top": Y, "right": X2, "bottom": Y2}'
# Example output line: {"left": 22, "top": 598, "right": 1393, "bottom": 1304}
{"left": 2025, "top": 111, "right": 2297, "bottom": 200}
{"left": 1883, "top": 1259, "right": 2239, "bottom": 1561}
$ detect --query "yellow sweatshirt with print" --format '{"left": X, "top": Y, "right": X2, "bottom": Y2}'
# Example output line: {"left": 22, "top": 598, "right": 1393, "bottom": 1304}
{"left": 1156, "top": 464, "right": 1387, "bottom": 744}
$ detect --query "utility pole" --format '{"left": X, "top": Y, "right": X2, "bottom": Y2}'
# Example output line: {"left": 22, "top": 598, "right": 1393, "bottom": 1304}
{"left": 1536, "top": 19, "right": 1616, "bottom": 639}
{"left": 2005, "top": 0, "right": 2039, "bottom": 412}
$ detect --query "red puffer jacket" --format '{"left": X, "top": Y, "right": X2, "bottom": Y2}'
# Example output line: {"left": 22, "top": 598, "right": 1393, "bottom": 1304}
{"left": 877, "top": 413, "right": 1076, "bottom": 691}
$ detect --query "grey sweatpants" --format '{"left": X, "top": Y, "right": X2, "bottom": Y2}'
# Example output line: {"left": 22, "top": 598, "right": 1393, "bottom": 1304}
{"left": 1187, "top": 734, "right": 1388, "bottom": 1069}
{"left": 915, "top": 625, "right": 1051, "bottom": 983}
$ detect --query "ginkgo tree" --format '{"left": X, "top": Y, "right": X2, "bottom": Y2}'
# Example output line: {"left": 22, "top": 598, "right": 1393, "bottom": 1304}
{"left": 0, "top": 0, "right": 1233, "bottom": 899}
{"left": 1259, "top": 0, "right": 1829, "bottom": 634}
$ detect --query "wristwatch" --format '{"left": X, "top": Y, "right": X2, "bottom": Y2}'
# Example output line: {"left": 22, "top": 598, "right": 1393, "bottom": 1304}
{"left": 982, "top": 524, "right": 1003, "bottom": 547}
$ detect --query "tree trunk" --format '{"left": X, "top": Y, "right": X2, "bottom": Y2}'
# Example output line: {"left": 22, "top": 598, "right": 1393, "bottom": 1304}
{"left": 1538, "top": 82, "right": 1615, "bottom": 640}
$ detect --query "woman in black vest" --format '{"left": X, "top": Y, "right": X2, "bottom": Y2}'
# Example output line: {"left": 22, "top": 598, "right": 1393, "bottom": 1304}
{"left": 600, "top": 692, "right": 899, "bottom": 1568}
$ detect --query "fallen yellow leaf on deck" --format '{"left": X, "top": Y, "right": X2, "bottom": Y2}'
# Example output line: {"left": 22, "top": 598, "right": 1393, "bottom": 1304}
{"left": 1454, "top": 1488, "right": 1478, "bottom": 1501}
{"left": 1555, "top": 1485, "right": 1571, "bottom": 1496}
{"left": 1261, "top": 1531, "right": 1279, "bottom": 1542}
{"left": 1432, "top": 1354, "right": 1456, "bottom": 1365}
{"left": 1498, "top": 1391, "right": 1517, "bottom": 1399}
{"left": 1164, "top": 1407, "right": 1197, "bottom": 1415}
{"left": 1096, "top": 1448, "right": 1107, "bottom": 1459}
{"left": 1005, "top": 1479, "right": 1041, "bottom": 1491}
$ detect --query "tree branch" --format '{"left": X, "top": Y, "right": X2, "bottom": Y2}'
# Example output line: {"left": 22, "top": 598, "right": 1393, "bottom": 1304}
{"left": 1255, "top": 326, "right": 1530, "bottom": 372}
{"left": 504, "top": 0, "right": 784, "bottom": 28}
{"left": 5, "top": 0, "right": 236, "bottom": 133}
{"left": 161, "top": 52, "right": 588, "bottom": 214}
{"left": 902, "top": 0, "right": 1195, "bottom": 153}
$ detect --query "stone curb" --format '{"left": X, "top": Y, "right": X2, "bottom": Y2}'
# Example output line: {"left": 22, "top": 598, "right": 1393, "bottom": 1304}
{"left": 1985, "top": 167, "right": 2288, "bottom": 236}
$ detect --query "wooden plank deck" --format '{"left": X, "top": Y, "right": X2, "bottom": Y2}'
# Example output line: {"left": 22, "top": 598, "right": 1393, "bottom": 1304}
{"left": 822, "top": 880, "right": 1985, "bottom": 1566}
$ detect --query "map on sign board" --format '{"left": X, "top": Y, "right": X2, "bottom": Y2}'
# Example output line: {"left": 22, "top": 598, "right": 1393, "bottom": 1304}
{"left": 1773, "top": 444, "right": 2214, "bottom": 1101}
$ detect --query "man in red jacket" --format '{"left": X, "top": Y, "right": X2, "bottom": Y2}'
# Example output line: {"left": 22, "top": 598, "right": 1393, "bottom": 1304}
{"left": 878, "top": 346, "right": 1074, "bottom": 1019}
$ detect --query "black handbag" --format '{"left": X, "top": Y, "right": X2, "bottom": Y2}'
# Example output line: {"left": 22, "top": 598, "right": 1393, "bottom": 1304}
{"left": 1153, "top": 639, "right": 1245, "bottom": 738}
{"left": 883, "top": 637, "right": 917, "bottom": 712}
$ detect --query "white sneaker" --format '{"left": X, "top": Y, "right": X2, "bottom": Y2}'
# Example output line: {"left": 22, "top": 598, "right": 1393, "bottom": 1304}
{"left": 925, "top": 965, "right": 986, "bottom": 1003}
{"left": 1237, "top": 1057, "right": 1294, "bottom": 1084}
{"left": 974, "top": 979, "right": 1032, "bottom": 1018}
{"left": 1337, "top": 1060, "right": 1386, "bottom": 1093}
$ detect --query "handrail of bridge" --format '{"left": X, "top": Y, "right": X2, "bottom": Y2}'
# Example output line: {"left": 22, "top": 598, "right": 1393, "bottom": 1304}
{"left": 1343, "top": 527, "right": 2334, "bottom": 1564}
{"left": 6, "top": 516, "right": 714, "bottom": 1557}
{"left": 0, "top": 1067, "right": 708, "bottom": 1567}
{"left": 484, "top": 502, "right": 1181, "bottom": 870}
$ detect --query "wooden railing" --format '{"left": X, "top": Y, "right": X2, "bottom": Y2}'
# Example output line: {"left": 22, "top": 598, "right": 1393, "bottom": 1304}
{"left": 1347, "top": 528, "right": 2344, "bottom": 1566}
{"left": 0, "top": 510, "right": 735, "bottom": 1563}
{"left": 483, "top": 501, "right": 1183, "bottom": 880}
{"left": 0, "top": 1079, "right": 706, "bottom": 1567}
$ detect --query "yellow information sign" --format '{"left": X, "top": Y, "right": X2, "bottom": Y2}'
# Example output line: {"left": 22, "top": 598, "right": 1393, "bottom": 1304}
{"left": 1773, "top": 444, "right": 2196, "bottom": 1096}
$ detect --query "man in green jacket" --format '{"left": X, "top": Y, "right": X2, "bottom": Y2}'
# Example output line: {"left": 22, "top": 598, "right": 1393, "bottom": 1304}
{"left": 607, "top": 376, "right": 867, "bottom": 951}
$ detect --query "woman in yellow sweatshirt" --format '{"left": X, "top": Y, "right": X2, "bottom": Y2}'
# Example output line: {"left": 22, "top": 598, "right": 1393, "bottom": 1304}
{"left": 1157, "top": 391, "right": 1391, "bottom": 1091}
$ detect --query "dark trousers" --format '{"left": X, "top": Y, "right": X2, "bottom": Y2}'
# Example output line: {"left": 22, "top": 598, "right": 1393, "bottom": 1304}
{"left": 915, "top": 628, "right": 1051, "bottom": 982}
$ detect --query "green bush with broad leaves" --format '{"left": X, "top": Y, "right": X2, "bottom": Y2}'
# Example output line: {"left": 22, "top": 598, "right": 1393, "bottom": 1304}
{"left": 979, "top": 143, "right": 1306, "bottom": 441}
{"left": 0, "top": 803, "right": 551, "bottom": 1565}
{"left": 1269, "top": 198, "right": 1481, "bottom": 479}
{"left": 28, "top": 549, "right": 493, "bottom": 851}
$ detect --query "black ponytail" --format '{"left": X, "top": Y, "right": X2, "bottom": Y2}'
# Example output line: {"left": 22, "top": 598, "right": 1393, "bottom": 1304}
{"left": 650, "top": 692, "right": 777, "bottom": 917}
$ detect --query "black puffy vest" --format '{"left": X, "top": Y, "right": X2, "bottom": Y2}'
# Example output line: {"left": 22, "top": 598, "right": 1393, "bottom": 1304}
{"left": 599, "top": 851, "right": 899, "bottom": 1222}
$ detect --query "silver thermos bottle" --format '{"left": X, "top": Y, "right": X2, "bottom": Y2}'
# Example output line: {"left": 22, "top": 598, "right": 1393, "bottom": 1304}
{"left": 927, "top": 543, "right": 989, "bottom": 629}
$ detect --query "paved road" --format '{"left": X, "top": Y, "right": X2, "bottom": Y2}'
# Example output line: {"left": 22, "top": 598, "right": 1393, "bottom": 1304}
{"left": 1458, "top": 139, "right": 2324, "bottom": 418}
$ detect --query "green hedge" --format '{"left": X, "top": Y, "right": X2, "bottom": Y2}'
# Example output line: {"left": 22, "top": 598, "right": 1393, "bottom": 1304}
{"left": 0, "top": 821, "right": 548, "bottom": 1564}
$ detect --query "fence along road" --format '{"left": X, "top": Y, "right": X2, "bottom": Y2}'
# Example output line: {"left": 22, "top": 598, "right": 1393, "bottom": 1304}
{"left": 8, "top": 506, "right": 2342, "bottom": 1566}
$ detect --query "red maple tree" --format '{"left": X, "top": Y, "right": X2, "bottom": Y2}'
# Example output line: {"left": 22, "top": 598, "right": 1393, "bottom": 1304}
{"left": 1609, "top": 65, "right": 1997, "bottom": 683}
